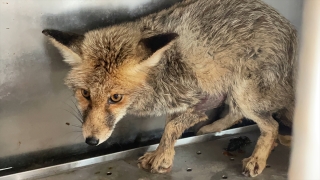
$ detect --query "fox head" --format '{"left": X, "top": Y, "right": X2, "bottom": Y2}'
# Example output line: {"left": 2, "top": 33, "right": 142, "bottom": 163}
{"left": 42, "top": 24, "right": 178, "bottom": 146}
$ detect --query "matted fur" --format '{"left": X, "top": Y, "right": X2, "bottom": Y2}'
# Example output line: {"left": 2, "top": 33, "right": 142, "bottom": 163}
{"left": 43, "top": 0, "right": 297, "bottom": 177}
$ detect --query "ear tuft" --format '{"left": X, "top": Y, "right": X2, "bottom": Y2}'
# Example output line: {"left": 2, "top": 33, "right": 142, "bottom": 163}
{"left": 42, "top": 29, "right": 84, "bottom": 66}
{"left": 42, "top": 29, "right": 84, "bottom": 47}
{"left": 136, "top": 32, "right": 179, "bottom": 69}
{"left": 139, "top": 33, "right": 179, "bottom": 54}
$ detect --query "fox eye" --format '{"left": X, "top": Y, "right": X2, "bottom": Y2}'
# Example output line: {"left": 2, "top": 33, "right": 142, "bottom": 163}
{"left": 109, "top": 94, "right": 123, "bottom": 104}
{"left": 81, "top": 89, "right": 90, "bottom": 99}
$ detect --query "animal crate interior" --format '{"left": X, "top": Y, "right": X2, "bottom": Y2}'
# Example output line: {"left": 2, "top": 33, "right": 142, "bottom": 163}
{"left": 1, "top": 0, "right": 319, "bottom": 180}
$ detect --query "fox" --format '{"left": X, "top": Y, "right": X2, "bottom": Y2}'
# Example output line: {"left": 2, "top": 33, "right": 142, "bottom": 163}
{"left": 42, "top": 0, "right": 297, "bottom": 177}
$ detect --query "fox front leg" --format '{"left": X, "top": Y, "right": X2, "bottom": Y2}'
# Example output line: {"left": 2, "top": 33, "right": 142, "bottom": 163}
{"left": 138, "top": 109, "right": 208, "bottom": 173}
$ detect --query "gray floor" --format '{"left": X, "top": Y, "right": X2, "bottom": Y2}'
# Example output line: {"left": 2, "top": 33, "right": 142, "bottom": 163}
{"left": 37, "top": 131, "right": 290, "bottom": 180}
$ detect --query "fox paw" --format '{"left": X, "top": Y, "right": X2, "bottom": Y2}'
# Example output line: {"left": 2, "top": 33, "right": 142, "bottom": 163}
{"left": 242, "top": 156, "right": 266, "bottom": 177}
{"left": 137, "top": 150, "right": 174, "bottom": 174}
{"left": 197, "top": 125, "right": 222, "bottom": 135}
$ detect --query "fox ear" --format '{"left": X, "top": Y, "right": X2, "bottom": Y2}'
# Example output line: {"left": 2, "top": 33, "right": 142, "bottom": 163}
{"left": 138, "top": 33, "right": 179, "bottom": 68}
{"left": 42, "top": 29, "right": 84, "bottom": 66}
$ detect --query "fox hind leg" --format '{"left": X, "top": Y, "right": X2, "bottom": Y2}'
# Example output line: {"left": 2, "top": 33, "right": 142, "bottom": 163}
{"left": 241, "top": 113, "right": 279, "bottom": 177}
{"left": 197, "top": 110, "right": 243, "bottom": 135}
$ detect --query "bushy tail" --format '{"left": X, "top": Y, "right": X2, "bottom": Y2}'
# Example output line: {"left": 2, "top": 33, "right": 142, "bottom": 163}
{"left": 278, "top": 134, "right": 292, "bottom": 147}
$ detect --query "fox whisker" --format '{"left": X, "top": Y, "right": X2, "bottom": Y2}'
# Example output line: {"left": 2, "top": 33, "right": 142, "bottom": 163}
{"left": 63, "top": 109, "right": 83, "bottom": 123}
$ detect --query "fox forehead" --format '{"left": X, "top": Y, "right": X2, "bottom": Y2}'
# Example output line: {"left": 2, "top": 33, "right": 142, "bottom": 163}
{"left": 65, "top": 65, "right": 119, "bottom": 91}
{"left": 81, "top": 27, "right": 145, "bottom": 71}
{"left": 64, "top": 28, "right": 146, "bottom": 90}
{"left": 65, "top": 64, "right": 106, "bottom": 89}
{"left": 65, "top": 59, "right": 146, "bottom": 96}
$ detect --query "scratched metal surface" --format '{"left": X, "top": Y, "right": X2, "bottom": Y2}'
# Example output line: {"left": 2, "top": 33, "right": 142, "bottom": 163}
{"left": 0, "top": 0, "right": 301, "bottom": 173}
{"left": 37, "top": 130, "right": 290, "bottom": 180}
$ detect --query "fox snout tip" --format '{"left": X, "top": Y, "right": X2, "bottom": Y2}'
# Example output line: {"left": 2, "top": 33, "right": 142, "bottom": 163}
{"left": 85, "top": 136, "right": 99, "bottom": 146}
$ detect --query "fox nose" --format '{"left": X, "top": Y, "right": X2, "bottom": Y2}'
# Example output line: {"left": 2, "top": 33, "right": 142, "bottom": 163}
{"left": 85, "top": 137, "right": 99, "bottom": 146}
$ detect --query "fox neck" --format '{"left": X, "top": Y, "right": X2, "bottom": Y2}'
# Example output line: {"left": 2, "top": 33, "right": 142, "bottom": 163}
{"left": 127, "top": 47, "right": 203, "bottom": 117}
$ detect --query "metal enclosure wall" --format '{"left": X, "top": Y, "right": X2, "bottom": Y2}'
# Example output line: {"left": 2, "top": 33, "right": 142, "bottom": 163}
{"left": 0, "top": 0, "right": 302, "bottom": 170}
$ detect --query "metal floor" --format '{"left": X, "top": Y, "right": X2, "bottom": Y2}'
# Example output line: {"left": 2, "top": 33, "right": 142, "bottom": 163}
{"left": 35, "top": 128, "right": 290, "bottom": 180}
